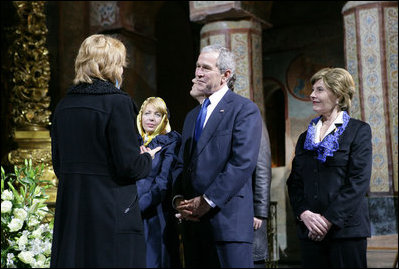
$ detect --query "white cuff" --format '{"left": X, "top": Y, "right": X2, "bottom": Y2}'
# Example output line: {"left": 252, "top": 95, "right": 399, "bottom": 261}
{"left": 203, "top": 194, "right": 216, "bottom": 208}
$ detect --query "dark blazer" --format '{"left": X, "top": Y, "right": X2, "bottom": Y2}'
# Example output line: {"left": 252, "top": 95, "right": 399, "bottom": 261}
{"left": 50, "top": 79, "right": 152, "bottom": 268}
{"left": 136, "top": 130, "right": 181, "bottom": 268}
{"left": 287, "top": 118, "right": 372, "bottom": 240}
{"left": 173, "top": 89, "right": 262, "bottom": 243}
{"left": 252, "top": 121, "right": 272, "bottom": 261}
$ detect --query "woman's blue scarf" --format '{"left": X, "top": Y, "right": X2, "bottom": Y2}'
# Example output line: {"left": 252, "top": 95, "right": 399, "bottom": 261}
{"left": 304, "top": 111, "right": 350, "bottom": 162}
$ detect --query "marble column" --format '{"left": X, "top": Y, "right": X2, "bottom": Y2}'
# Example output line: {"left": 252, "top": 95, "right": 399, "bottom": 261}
{"left": 342, "top": 1, "right": 398, "bottom": 194}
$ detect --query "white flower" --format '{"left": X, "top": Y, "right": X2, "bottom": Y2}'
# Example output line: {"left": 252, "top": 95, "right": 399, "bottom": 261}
{"left": 30, "top": 238, "right": 43, "bottom": 255}
{"left": 32, "top": 227, "right": 43, "bottom": 239}
{"left": 34, "top": 253, "right": 46, "bottom": 268}
{"left": 13, "top": 207, "right": 28, "bottom": 220}
{"left": 7, "top": 253, "right": 15, "bottom": 267}
{"left": 27, "top": 215, "right": 40, "bottom": 227}
{"left": 39, "top": 223, "right": 50, "bottom": 233}
{"left": 43, "top": 239, "right": 52, "bottom": 255}
{"left": 1, "top": 200, "right": 13, "bottom": 213}
{"left": 2, "top": 189, "right": 14, "bottom": 201}
{"left": 2, "top": 161, "right": 55, "bottom": 268}
{"left": 17, "top": 250, "right": 35, "bottom": 265}
{"left": 8, "top": 218, "right": 24, "bottom": 232}
{"left": 17, "top": 234, "right": 28, "bottom": 250}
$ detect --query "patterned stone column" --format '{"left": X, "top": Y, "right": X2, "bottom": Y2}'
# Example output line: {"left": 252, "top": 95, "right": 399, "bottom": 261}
{"left": 199, "top": 20, "right": 265, "bottom": 116}
{"left": 190, "top": 1, "right": 272, "bottom": 118}
{"left": 342, "top": 1, "right": 398, "bottom": 194}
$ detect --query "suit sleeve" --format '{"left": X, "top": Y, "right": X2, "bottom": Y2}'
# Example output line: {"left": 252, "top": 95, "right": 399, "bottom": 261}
{"left": 205, "top": 101, "right": 262, "bottom": 208}
{"left": 286, "top": 133, "right": 311, "bottom": 220}
{"left": 108, "top": 96, "right": 152, "bottom": 181}
{"left": 253, "top": 121, "right": 272, "bottom": 219}
{"left": 323, "top": 122, "right": 372, "bottom": 228}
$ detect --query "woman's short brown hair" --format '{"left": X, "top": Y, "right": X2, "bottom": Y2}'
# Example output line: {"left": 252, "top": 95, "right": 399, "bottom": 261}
{"left": 310, "top": 67, "right": 355, "bottom": 112}
{"left": 73, "top": 34, "right": 127, "bottom": 85}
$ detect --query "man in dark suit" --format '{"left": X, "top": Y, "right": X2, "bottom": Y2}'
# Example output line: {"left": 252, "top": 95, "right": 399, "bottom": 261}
{"left": 172, "top": 45, "right": 262, "bottom": 268}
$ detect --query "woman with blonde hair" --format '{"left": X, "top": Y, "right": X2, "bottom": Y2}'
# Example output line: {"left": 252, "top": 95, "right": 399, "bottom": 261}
{"left": 287, "top": 67, "right": 372, "bottom": 268}
{"left": 136, "top": 97, "right": 181, "bottom": 268}
{"left": 50, "top": 34, "right": 160, "bottom": 268}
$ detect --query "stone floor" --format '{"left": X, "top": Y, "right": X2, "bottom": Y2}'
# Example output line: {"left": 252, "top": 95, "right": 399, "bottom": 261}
{"left": 277, "top": 234, "right": 398, "bottom": 268}
{"left": 367, "top": 234, "right": 398, "bottom": 268}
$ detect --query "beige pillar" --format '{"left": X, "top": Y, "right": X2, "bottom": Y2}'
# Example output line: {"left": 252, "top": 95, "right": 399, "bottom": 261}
{"left": 190, "top": 1, "right": 272, "bottom": 118}
{"left": 342, "top": 1, "right": 398, "bottom": 193}
{"left": 199, "top": 20, "right": 265, "bottom": 116}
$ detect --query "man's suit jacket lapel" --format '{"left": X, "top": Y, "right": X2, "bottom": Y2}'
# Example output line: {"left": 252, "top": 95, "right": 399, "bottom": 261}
{"left": 193, "top": 90, "right": 233, "bottom": 159}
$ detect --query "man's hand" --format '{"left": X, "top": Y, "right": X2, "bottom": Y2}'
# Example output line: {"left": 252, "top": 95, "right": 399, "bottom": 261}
{"left": 253, "top": 217, "right": 263, "bottom": 230}
{"left": 174, "top": 197, "right": 200, "bottom": 222}
{"left": 176, "top": 195, "right": 211, "bottom": 221}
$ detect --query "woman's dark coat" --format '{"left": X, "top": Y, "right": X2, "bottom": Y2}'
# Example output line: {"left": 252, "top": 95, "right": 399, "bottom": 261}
{"left": 287, "top": 118, "right": 372, "bottom": 239}
{"left": 50, "top": 79, "right": 152, "bottom": 268}
{"left": 136, "top": 130, "right": 181, "bottom": 268}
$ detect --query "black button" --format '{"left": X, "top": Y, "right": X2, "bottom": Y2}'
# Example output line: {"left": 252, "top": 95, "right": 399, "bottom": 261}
{"left": 313, "top": 195, "right": 318, "bottom": 199}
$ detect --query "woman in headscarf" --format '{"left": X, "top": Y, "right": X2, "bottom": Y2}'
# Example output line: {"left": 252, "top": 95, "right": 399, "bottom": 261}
{"left": 136, "top": 97, "right": 182, "bottom": 268}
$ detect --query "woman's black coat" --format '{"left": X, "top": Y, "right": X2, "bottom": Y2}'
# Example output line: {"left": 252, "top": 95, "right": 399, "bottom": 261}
{"left": 50, "top": 80, "right": 152, "bottom": 268}
{"left": 287, "top": 118, "right": 372, "bottom": 239}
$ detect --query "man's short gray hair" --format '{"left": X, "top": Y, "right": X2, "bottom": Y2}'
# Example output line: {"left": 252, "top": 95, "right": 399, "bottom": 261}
{"left": 201, "top": 44, "right": 236, "bottom": 89}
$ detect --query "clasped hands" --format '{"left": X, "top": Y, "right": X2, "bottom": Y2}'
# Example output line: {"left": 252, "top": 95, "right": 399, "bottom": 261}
{"left": 175, "top": 195, "right": 211, "bottom": 222}
{"left": 300, "top": 210, "right": 332, "bottom": 242}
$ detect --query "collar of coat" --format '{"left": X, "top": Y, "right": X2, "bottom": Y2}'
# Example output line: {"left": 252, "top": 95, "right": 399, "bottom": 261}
{"left": 67, "top": 79, "right": 128, "bottom": 96}
{"left": 138, "top": 130, "right": 181, "bottom": 147}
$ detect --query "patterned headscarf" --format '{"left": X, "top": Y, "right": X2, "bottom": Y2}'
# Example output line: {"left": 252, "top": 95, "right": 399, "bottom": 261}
{"left": 137, "top": 97, "right": 171, "bottom": 146}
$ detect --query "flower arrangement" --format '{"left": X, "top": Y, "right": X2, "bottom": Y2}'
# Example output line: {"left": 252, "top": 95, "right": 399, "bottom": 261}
{"left": 1, "top": 159, "right": 54, "bottom": 268}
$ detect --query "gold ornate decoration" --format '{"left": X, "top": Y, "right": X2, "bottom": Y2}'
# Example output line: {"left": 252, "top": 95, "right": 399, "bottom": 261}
{"left": 9, "top": 1, "right": 51, "bottom": 130}
{"left": 7, "top": 1, "right": 57, "bottom": 205}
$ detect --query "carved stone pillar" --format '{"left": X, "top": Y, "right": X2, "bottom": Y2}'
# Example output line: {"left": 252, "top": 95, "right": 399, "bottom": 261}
{"left": 7, "top": 1, "right": 57, "bottom": 204}
{"left": 189, "top": 1, "right": 272, "bottom": 118}
{"left": 342, "top": 1, "right": 398, "bottom": 194}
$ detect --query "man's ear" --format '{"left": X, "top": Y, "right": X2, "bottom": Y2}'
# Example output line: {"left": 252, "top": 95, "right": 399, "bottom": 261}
{"left": 221, "top": 70, "right": 231, "bottom": 83}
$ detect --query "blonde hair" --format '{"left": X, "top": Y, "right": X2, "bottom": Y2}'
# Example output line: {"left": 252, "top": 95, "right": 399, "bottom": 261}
{"left": 73, "top": 34, "right": 127, "bottom": 85}
{"left": 310, "top": 67, "right": 355, "bottom": 111}
{"left": 137, "top": 97, "right": 171, "bottom": 146}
